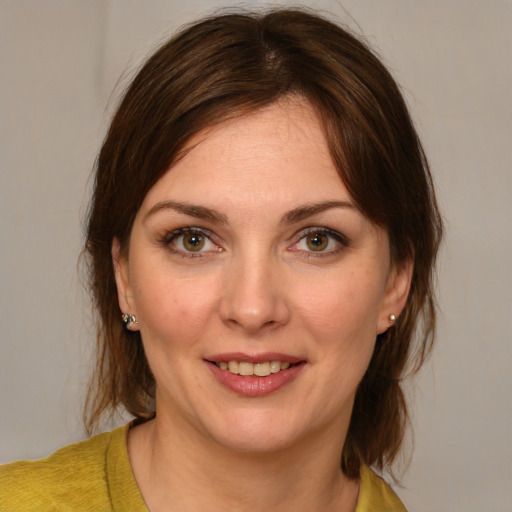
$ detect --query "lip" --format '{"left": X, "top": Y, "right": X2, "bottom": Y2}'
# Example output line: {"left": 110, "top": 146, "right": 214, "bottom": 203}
{"left": 206, "top": 356, "right": 306, "bottom": 397}
{"left": 206, "top": 352, "right": 303, "bottom": 364}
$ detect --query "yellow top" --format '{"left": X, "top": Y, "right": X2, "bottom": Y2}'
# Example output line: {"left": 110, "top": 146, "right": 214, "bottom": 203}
{"left": 0, "top": 425, "right": 407, "bottom": 511}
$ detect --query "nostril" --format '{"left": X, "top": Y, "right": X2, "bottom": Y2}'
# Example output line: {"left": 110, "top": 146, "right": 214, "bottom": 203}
{"left": 218, "top": 268, "right": 291, "bottom": 332}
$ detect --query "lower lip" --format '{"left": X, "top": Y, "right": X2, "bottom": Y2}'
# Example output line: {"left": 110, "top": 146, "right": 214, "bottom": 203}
{"left": 207, "top": 361, "right": 306, "bottom": 397}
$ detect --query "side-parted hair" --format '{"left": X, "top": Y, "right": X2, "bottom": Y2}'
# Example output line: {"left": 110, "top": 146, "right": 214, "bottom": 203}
{"left": 84, "top": 8, "right": 443, "bottom": 479}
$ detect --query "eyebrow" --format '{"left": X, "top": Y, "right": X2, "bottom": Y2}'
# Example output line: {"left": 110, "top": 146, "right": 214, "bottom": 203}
{"left": 280, "top": 200, "right": 356, "bottom": 224}
{"left": 144, "top": 199, "right": 355, "bottom": 225}
{"left": 144, "top": 201, "right": 228, "bottom": 224}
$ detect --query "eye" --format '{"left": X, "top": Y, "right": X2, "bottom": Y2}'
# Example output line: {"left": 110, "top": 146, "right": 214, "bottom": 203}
{"left": 181, "top": 232, "right": 206, "bottom": 251}
{"left": 166, "top": 228, "right": 220, "bottom": 255}
{"left": 291, "top": 228, "right": 348, "bottom": 255}
{"left": 304, "top": 232, "right": 329, "bottom": 251}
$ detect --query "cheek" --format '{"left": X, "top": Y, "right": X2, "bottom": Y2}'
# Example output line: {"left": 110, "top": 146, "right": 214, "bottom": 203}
{"left": 294, "top": 269, "right": 384, "bottom": 343}
{"left": 292, "top": 268, "right": 385, "bottom": 399}
{"left": 131, "top": 269, "right": 220, "bottom": 347}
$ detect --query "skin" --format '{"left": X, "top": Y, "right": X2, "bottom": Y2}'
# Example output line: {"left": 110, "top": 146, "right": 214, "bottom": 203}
{"left": 113, "top": 97, "right": 412, "bottom": 512}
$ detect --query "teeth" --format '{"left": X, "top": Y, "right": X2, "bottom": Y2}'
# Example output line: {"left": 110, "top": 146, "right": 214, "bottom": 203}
{"left": 270, "top": 360, "right": 281, "bottom": 373}
{"left": 238, "top": 362, "right": 254, "bottom": 376}
{"left": 217, "top": 360, "right": 294, "bottom": 376}
{"left": 254, "top": 362, "right": 270, "bottom": 377}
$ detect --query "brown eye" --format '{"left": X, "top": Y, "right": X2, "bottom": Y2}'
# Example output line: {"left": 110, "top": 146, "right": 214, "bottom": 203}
{"left": 306, "top": 232, "right": 328, "bottom": 251}
{"left": 166, "top": 228, "right": 220, "bottom": 256}
{"left": 183, "top": 233, "right": 205, "bottom": 251}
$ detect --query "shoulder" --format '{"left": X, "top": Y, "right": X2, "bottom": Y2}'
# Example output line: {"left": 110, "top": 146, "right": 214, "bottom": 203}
{"left": 0, "top": 427, "right": 125, "bottom": 512}
{"left": 356, "top": 465, "right": 408, "bottom": 512}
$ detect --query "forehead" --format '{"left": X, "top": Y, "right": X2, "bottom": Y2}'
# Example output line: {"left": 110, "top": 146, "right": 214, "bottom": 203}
{"left": 140, "top": 98, "right": 352, "bottom": 211}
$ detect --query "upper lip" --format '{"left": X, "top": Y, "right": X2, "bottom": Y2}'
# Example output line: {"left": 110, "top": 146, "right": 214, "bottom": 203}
{"left": 205, "top": 352, "right": 304, "bottom": 364}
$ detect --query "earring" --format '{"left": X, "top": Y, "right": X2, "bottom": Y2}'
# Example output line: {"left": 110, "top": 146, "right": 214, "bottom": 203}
{"left": 388, "top": 314, "right": 396, "bottom": 325}
{"left": 121, "top": 313, "right": 138, "bottom": 328}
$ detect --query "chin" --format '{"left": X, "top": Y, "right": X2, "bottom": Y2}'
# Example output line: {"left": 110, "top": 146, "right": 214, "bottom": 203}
{"left": 199, "top": 408, "right": 320, "bottom": 455}
{"left": 213, "top": 428, "right": 299, "bottom": 455}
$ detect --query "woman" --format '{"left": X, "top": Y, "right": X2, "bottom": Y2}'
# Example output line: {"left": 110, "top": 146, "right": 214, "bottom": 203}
{"left": 1, "top": 8, "right": 442, "bottom": 511}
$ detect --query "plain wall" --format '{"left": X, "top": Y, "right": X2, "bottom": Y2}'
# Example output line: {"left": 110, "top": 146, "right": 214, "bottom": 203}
{"left": 1, "top": 1, "right": 511, "bottom": 510}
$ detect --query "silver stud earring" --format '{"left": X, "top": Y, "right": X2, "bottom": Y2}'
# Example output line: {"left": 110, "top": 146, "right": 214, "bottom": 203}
{"left": 121, "top": 313, "right": 138, "bottom": 328}
{"left": 388, "top": 314, "right": 396, "bottom": 325}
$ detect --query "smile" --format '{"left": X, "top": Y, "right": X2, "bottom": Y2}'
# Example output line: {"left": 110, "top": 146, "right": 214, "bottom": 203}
{"left": 215, "top": 360, "right": 291, "bottom": 377}
{"left": 206, "top": 356, "right": 306, "bottom": 396}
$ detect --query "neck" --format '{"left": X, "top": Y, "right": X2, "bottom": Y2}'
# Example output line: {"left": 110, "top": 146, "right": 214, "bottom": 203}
{"left": 128, "top": 411, "right": 359, "bottom": 512}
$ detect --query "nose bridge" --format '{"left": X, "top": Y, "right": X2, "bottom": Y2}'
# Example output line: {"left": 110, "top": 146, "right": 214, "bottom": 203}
{"left": 219, "top": 246, "right": 289, "bottom": 333}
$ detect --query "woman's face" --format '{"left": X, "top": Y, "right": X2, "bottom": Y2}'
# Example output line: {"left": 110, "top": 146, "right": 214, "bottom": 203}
{"left": 114, "top": 98, "right": 411, "bottom": 453}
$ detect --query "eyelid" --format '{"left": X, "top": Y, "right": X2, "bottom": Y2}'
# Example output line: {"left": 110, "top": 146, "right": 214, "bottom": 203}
{"left": 289, "top": 226, "right": 349, "bottom": 254}
{"left": 162, "top": 226, "right": 213, "bottom": 243}
{"left": 161, "top": 226, "right": 223, "bottom": 255}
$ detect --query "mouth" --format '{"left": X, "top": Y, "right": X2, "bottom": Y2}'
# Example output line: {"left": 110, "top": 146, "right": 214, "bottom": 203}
{"left": 205, "top": 355, "right": 306, "bottom": 397}
{"left": 212, "top": 360, "right": 294, "bottom": 377}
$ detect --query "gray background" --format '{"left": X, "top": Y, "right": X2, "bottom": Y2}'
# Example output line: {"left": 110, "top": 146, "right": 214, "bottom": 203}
{"left": 1, "top": 1, "right": 511, "bottom": 510}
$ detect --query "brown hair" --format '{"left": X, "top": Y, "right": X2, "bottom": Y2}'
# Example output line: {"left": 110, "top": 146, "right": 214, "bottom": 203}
{"left": 84, "top": 8, "right": 443, "bottom": 478}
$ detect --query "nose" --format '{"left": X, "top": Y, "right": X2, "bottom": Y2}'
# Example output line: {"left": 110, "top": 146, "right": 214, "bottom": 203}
{"left": 218, "top": 254, "right": 291, "bottom": 335}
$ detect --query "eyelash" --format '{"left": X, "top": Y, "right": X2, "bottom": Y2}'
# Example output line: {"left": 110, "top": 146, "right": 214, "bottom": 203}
{"left": 160, "top": 226, "right": 349, "bottom": 258}
{"left": 289, "top": 227, "right": 349, "bottom": 257}
{"left": 161, "top": 227, "right": 221, "bottom": 258}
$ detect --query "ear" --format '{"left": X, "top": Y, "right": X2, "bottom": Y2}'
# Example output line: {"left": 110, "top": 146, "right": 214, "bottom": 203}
{"left": 376, "top": 257, "right": 413, "bottom": 334}
{"left": 112, "top": 237, "right": 139, "bottom": 331}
